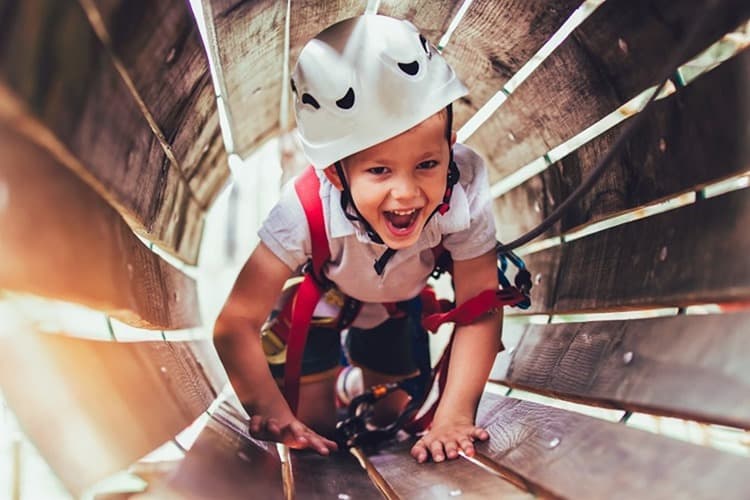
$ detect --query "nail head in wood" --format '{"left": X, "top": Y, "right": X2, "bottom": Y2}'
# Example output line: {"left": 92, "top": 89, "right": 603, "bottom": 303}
{"left": 623, "top": 351, "right": 634, "bottom": 365}
{"left": 618, "top": 38, "right": 629, "bottom": 55}
{"left": 659, "top": 246, "right": 668, "bottom": 261}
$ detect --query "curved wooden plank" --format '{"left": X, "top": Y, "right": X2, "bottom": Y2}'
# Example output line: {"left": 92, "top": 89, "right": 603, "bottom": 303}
{"left": 378, "top": 0, "right": 462, "bottom": 42}
{"left": 204, "top": 0, "right": 284, "bottom": 157}
{"left": 477, "top": 394, "right": 750, "bottom": 500}
{"left": 288, "top": 1, "right": 363, "bottom": 59}
{"left": 522, "top": 188, "right": 750, "bottom": 314}
{"left": 0, "top": 334, "right": 213, "bottom": 496}
{"left": 467, "top": 0, "right": 750, "bottom": 184}
{"left": 0, "top": 0, "right": 217, "bottom": 263}
{"left": 291, "top": 450, "right": 383, "bottom": 500}
{"left": 491, "top": 312, "right": 750, "bottom": 428}
{"left": 0, "top": 126, "right": 199, "bottom": 329}
{"left": 443, "top": 0, "right": 580, "bottom": 128}
{"left": 87, "top": 0, "right": 229, "bottom": 208}
{"left": 141, "top": 417, "right": 284, "bottom": 500}
{"left": 494, "top": 45, "right": 750, "bottom": 241}
{"left": 367, "top": 438, "right": 533, "bottom": 499}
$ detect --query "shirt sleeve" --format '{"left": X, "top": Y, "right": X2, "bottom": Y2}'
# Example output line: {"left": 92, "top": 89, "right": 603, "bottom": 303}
{"left": 441, "top": 145, "right": 497, "bottom": 261}
{"left": 257, "top": 179, "right": 311, "bottom": 271}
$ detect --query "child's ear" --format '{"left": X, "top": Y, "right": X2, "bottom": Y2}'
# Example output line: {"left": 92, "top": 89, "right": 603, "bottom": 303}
{"left": 323, "top": 165, "right": 344, "bottom": 191}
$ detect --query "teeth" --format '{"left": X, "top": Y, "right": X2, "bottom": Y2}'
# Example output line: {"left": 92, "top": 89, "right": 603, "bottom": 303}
{"left": 390, "top": 208, "right": 417, "bottom": 216}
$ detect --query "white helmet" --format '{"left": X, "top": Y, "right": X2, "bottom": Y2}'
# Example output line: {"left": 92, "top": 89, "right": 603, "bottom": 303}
{"left": 291, "top": 14, "right": 468, "bottom": 169}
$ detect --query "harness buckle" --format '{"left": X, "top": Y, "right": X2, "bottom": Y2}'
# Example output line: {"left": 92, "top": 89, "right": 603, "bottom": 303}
{"left": 260, "top": 325, "right": 288, "bottom": 365}
{"left": 335, "top": 382, "right": 418, "bottom": 449}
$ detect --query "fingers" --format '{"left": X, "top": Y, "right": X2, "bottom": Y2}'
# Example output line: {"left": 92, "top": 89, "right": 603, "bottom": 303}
{"left": 410, "top": 439, "right": 429, "bottom": 463}
{"left": 431, "top": 440, "right": 448, "bottom": 462}
{"left": 284, "top": 421, "right": 338, "bottom": 455}
{"left": 458, "top": 437, "right": 475, "bottom": 458}
{"left": 248, "top": 416, "right": 338, "bottom": 456}
{"left": 411, "top": 426, "right": 489, "bottom": 463}
{"left": 249, "top": 415, "right": 283, "bottom": 440}
{"left": 472, "top": 426, "right": 490, "bottom": 441}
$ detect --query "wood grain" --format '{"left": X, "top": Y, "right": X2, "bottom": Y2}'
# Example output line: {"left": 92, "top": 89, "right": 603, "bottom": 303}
{"left": 143, "top": 417, "right": 284, "bottom": 500}
{"left": 290, "top": 449, "right": 383, "bottom": 499}
{"left": 378, "top": 0, "right": 462, "bottom": 43}
{"left": 522, "top": 189, "right": 750, "bottom": 314}
{"left": 476, "top": 394, "right": 750, "bottom": 499}
{"left": 491, "top": 312, "right": 750, "bottom": 428}
{"left": 0, "top": 335, "right": 214, "bottom": 496}
{"left": 88, "top": 0, "right": 229, "bottom": 208}
{"left": 0, "top": 126, "right": 200, "bottom": 329}
{"left": 206, "top": 0, "right": 285, "bottom": 158}
{"left": 443, "top": 0, "right": 580, "bottom": 128}
{"left": 494, "top": 45, "right": 750, "bottom": 241}
{"left": 0, "top": 0, "right": 222, "bottom": 263}
{"left": 367, "top": 438, "right": 533, "bottom": 499}
{"left": 467, "top": 0, "right": 750, "bottom": 184}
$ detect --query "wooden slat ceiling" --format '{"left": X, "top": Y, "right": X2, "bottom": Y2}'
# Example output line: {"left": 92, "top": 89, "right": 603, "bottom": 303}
{"left": 492, "top": 45, "right": 750, "bottom": 242}
{"left": 0, "top": 0, "right": 229, "bottom": 265}
{"left": 200, "top": 0, "right": 580, "bottom": 160}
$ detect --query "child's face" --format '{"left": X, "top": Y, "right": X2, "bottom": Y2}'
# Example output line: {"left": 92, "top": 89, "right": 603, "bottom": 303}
{"left": 326, "top": 111, "right": 454, "bottom": 249}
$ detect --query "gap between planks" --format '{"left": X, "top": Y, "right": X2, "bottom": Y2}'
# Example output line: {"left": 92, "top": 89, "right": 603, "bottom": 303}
{"left": 77, "top": 0, "right": 209, "bottom": 211}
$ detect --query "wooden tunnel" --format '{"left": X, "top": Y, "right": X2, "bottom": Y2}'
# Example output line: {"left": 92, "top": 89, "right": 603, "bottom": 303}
{"left": 1, "top": 0, "right": 749, "bottom": 498}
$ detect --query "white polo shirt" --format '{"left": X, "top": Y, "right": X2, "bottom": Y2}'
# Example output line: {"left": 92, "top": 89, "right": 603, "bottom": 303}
{"left": 258, "top": 143, "right": 497, "bottom": 328}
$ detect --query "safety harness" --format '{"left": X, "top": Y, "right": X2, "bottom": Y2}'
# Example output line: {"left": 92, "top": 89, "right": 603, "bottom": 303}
{"left": 271, "top": 165, "right": 531, "bottom": 446}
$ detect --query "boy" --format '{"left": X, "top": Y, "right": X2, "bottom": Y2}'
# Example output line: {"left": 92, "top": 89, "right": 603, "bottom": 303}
{"left": 213, "top": 14, "right": 501, "bottom": 463}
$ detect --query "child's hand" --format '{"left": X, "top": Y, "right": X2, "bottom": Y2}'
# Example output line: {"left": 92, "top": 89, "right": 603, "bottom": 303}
{"left": 410, "top": 417, "right": 489, "bottom": 463}
{"left": 249, "top": 414, "right": 339, "bottom": 455}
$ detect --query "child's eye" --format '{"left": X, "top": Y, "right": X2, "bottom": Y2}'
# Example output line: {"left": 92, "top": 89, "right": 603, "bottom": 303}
{"left": 417, "top": 160, "right": 438, "bottom": 170}
{"left": 367, "top": 166, "right": 389, "bottom": 175}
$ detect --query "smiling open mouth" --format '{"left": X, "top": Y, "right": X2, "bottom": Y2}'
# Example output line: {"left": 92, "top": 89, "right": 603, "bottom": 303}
{"left": 383, "top": 208, "right": 421, "bottom": 233}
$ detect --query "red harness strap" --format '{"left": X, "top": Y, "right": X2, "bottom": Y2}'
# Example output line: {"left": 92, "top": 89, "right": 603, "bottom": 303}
{"left": 284, "top": 166, "right": 523, "bottom": 420}
{"left": 404, "top": 287, "right": 525, "bottom": 433}
{"left": 285, "top": 166, "right": 330, "bottom": 413}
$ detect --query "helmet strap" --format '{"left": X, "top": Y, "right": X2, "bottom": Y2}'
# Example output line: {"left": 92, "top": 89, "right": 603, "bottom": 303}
{"left": 333, "top": 103, "right": 458, "bottom": 276}
{"left": 335, "top": 162, "right": 395, "bottom": 276}
{"left": 335, "top": 162, "right": 385, "bottom": 245}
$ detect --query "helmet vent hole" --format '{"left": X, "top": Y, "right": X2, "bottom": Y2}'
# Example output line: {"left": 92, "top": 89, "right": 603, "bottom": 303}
{"left": 301, "top": 93, "right": 320, "bottom": 109}
{"left": 419, "top": 34, "right": 431, "bottom": 57}
{"left": 398, "top": 61, "right": 420, "bottom": 76}
{"left": 336, "top": 87, "right": 355, "bottom": 109}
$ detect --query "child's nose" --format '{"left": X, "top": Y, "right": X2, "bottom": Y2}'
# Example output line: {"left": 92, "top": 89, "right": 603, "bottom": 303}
{"left": 391, "top": 174, "right": 421, "bottom": 200}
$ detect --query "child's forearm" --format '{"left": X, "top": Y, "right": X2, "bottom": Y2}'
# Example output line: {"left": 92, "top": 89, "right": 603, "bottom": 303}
{"left": 433, "top": 313, "right": 502, "bottom": 421}
{"left": 213, "top": 324, "right": 293, "bottom": 421}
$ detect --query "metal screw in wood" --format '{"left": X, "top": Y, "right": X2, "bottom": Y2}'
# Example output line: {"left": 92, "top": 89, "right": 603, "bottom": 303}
{"left": 623, "top": 351, "right": 634, "bottom": 365}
